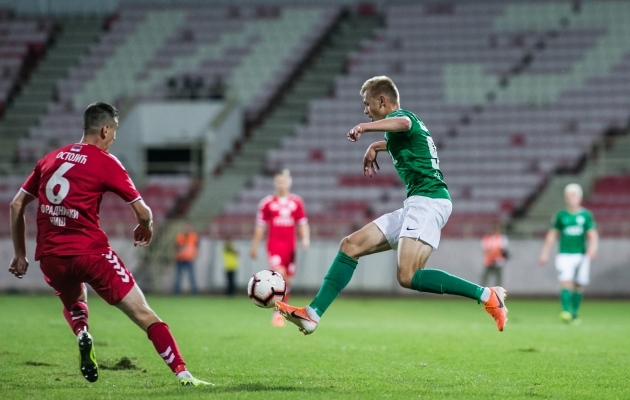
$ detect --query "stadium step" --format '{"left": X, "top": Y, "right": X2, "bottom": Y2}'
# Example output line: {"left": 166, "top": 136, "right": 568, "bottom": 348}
{"left": 0, "top": 16, "right": 103, "bottom": 165}
{"left": 184, "top": 11, "right": 383, "bottom": 231}
{"left": 512, "top": 134, "right": 630, "bottom": 237}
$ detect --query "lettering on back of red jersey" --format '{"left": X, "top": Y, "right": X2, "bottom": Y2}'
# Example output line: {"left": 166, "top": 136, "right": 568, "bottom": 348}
{"left": 40, "top": 204, "right": 79, "bottom": 226}
{"left": 56, "top": 151, "right": 88, "bottom": 164}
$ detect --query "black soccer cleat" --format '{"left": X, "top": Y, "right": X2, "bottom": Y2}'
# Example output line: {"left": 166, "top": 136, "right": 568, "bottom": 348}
{"left": 77, "top": 331, "right": 98, "bottom": 383}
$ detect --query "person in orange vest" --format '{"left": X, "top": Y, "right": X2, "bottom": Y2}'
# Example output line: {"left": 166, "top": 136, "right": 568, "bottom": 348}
{"left": 174, "top": 222, "right": 199, "bottom": 295}
{"left": 481, "top": 224, "right": 509, "bottom": 287}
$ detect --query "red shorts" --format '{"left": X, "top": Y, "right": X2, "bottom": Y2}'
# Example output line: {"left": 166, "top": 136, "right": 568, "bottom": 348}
{"left": 40, "top": 250, "right": 135, "bottom": 309}
{"left": 267, "top": 247, "right": 296, "bottom": 277}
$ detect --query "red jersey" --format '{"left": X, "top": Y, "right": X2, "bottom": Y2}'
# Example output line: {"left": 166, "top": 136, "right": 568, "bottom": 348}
{"left": 21, "top": 143, "right": 141, "bottom": 260}
{"left": 256, "top": 194, "right": 307, "bottom": 251}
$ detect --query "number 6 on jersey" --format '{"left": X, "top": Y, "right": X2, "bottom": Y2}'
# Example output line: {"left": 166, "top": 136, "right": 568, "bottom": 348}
{"left": 45, "top": 162, "right": 74, "bottom": 204}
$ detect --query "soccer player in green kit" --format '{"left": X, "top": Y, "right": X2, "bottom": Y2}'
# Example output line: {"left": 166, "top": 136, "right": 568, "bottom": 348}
{"left": 275, "top": 76, "right": 508, "bottom": 334}
{"left": 539, "top": 183, "right": 598, "bottom": 323}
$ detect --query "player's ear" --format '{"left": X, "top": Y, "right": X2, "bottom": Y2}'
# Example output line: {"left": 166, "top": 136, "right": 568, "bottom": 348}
{"left": 100, "top": 125, "right": 108, "bottom": 140}
{"left": 379, "top": 95, "right": 386, "bottom": 108}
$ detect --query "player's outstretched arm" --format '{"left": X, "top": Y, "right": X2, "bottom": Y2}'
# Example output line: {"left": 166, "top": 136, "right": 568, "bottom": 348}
{"left": 347, "top": 117, "right": 411, "bottom": 142}
{"left": 250, "top": 225, "right": 265, "bottom": 259}
{"left": 363, "top": 141, "right": 387, "bottom": 177}
{"left": 9, "top": 190, "right": 35, "bottom": 278}
{"left": 130, "top": 199, "right": 153, "bottom": 247}
{"left": 299, "top": 223, "right": 310, "bottom": 250}
{"left": 539, "top": 229, "right": 558, "bottom": 266}
{"left": 586, "top": 229, "right": 599, "bottom": 259}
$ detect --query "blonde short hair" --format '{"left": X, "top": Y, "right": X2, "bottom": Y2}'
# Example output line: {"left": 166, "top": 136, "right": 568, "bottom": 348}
{"left": 360, "top": 76, "right": 400, "bottom": 104}
{"left": 275, "top": 168, "right": 291, "bottom": 178}
{"left": 564, "top": 183, "right": 583, "bottom": 198}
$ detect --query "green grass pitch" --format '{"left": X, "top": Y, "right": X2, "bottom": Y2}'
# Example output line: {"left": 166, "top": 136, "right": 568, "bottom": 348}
{"left": 1, "top": 294, "right": 629, "bottom": 399}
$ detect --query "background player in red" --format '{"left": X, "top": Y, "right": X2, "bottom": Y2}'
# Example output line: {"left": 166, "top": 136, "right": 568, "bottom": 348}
{"left": 8, "top": 102, "right": 211, "bottom": 387}
{"left": 250, "top": 169, "right": 310, "bottom": 326}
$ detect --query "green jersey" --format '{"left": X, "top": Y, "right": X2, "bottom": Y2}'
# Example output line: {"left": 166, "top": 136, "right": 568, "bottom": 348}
{"left": 552, "top": 208, "right": 596, "bottom": 254}
{"left": 384, "top": 109, "right": 450, "bottom": 200}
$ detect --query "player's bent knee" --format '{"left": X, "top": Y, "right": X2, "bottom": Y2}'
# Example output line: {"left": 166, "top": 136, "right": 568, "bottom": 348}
{"left": 339, "top": 235, "right": 361, "bottom": 258}
{"left": 396, "top": 269, "right": 414, "bottom": 289}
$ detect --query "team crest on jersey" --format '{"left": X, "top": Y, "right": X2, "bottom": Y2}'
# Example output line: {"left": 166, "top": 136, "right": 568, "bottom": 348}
{"left": 576, "top": 216, "right": 585, "bottom": 225}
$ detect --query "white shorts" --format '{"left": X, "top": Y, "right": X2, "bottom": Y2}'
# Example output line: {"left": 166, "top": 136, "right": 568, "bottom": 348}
{"left": 555, "top": 254, "right": 590, "bottom": 286}
{"left": 373, "top": 196, "right": 452, "bottom": 251}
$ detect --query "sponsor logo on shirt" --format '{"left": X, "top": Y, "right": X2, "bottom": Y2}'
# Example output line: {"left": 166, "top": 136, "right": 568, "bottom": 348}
{"left": 564, "top": 226, "right": 584, "bottom": 236}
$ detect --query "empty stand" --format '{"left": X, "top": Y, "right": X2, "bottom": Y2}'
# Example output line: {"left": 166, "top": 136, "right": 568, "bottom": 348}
{"left": 213, "top": 1, "right": 630, "bottom": 239}
{"left": 0, "top": 17, "right": 53, "bottom": 114}
{"left": 14, "top": 5, "right": 339, "bottom": 165}
{"left": 582, "top": 175, "right": 630, "bottom": 237}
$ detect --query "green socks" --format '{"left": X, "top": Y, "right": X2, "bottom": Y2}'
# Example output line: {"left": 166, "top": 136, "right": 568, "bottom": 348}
{"left": 309, "top": 252, "right": 358, "bottom": 317}
{"left": 410, "top": 269, "right": 485, "bottom": 301}
{"left": 571, "top": 291, "right": 583, "bottom": 318}
{"left": 561, "top": 289, "right": 572, "bottom": 312}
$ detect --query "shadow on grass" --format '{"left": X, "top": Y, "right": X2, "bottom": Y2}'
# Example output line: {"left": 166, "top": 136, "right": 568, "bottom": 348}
{"left": 24, "top": 361, "right": 55, "bottom": 367}
{"left": 214, "top": 383, "right": 322, "bottom": 393}
{"left": 517, "top": 347, "right": 538, "bottom": 353}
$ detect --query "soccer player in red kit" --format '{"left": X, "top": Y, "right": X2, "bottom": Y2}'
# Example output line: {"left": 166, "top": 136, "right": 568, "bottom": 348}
{"left": 8, "top": 102, "right": 211, "bottom": 386}
{"left": 250, "top": 169, "right": 310, "bottom": 326}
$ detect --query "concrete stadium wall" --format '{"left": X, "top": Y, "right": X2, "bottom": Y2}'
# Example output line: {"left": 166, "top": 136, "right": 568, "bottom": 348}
{"left": 114, "top": 101, "right": 242, "bottom": 184}
{"left": 3, "top": 238, "right": 627, "bottom": 297}
{"left": 198, "top": 238, "right": 630, "bottom": 297}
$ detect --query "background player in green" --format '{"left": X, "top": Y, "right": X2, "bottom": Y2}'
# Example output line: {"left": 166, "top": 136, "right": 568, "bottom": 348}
{"left": 539, "top": 183, "right": 598, "bottom": 323}
{"left": 275, "top": 76, "right": 508, "bottom": 334}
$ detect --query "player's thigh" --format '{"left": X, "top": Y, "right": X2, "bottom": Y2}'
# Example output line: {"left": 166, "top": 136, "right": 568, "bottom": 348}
{"left": 115, "top": 284, "right": 161, "bottom": 331}
{"left": 396, "top": 237, "right": 433, "bottom": 288}
{"left": 555, "top": 254, "right": 582, "bottom": 283}
{"left": 341, "top": 220, "right": 395, "bottom": 259}
{"left": 40, "top": 256, "right": 86, "bottom": 309}
{"left": 399, "top": 196, "right": 452, "bottom": 251}
{"left": 268, "top": 251, "right": 294, "bottom": 283}
{"left": 80, "top": 251, "right": 136, "bottom": 306}
{"left": 575, "top": 256, "right": 591, "bottom": 287}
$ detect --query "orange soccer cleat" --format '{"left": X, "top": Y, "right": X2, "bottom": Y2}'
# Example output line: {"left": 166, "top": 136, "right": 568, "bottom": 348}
{"left": 484, "top": 287, "right": 508, "bottom": 331}
{"left": 275, "top": 301, "right": 319, "bottom": 335}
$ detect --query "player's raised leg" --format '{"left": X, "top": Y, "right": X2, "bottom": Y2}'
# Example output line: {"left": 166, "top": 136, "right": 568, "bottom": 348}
{"left": 276, "top": 222, "right": 390, "bottom": 334}
{"left": 397, "top": 237, "right": 508, "bottom": 331}
{"left": 115, "top": 284, "right": 213, "bottom": 386}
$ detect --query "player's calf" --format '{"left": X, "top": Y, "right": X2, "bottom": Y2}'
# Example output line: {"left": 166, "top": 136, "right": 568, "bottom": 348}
{"left": 63, "top": 301, "right": 89, "bottom": 335}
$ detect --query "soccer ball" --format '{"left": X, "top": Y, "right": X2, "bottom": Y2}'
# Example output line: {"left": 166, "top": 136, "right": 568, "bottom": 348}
{"left": 247, "top": 270, "right": 286, "bottom": 308}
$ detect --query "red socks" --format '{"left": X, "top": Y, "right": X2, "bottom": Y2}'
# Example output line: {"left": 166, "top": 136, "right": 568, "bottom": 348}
{"left": 63, "top": 302, "right": 89, "bottom": 335}
{"left": 147, "top": 322, "right": 186, "bottom": 374}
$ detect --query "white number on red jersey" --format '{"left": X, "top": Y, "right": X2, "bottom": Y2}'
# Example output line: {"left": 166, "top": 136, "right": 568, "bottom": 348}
{"left": 45, "top": 162, "right": 74, "bottom": 204}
